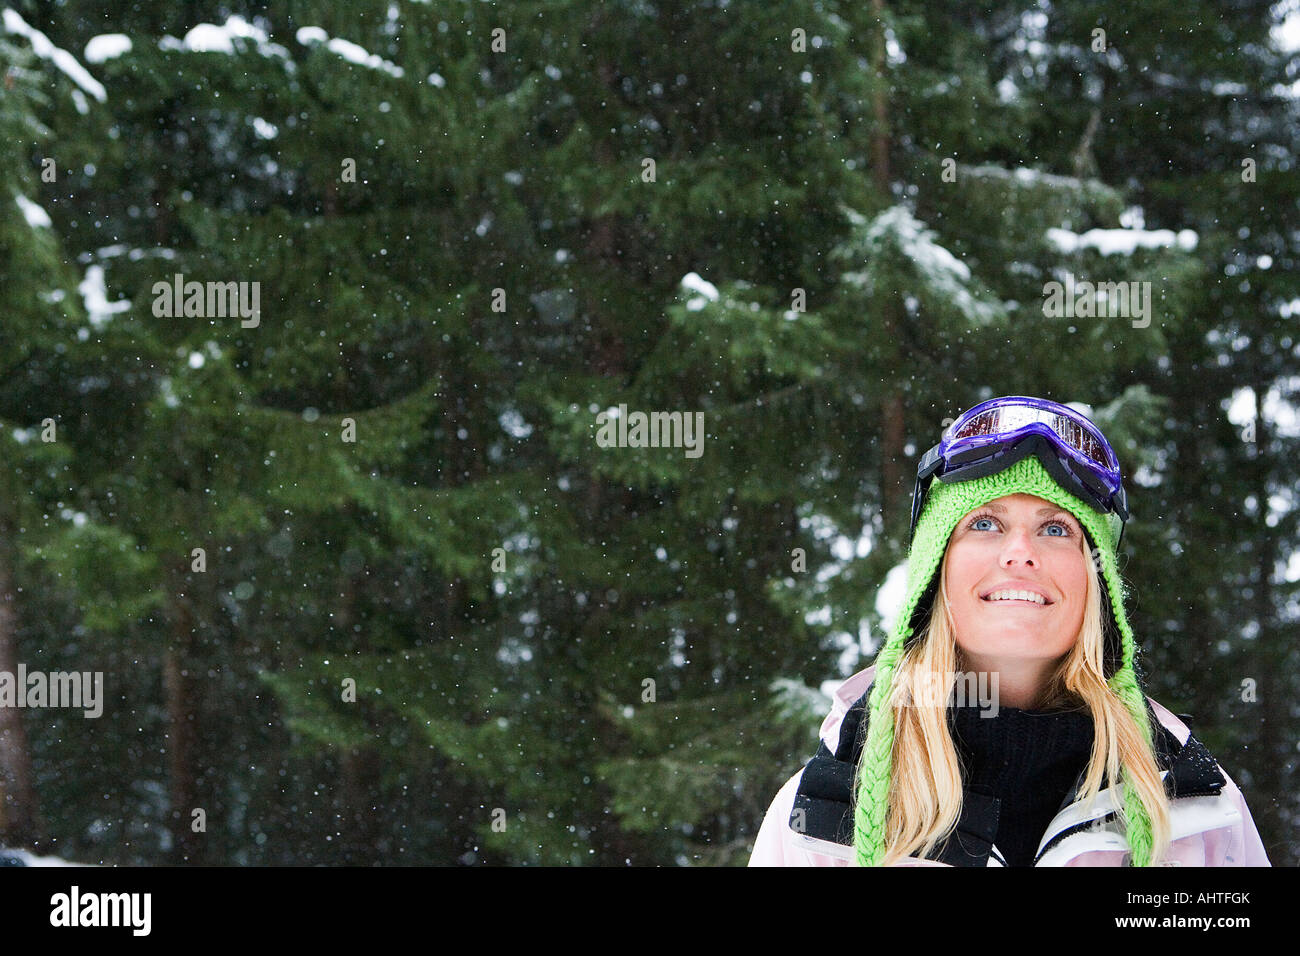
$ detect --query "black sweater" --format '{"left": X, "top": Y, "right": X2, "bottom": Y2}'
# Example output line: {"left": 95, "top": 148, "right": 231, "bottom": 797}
{"left": 948, "top": 702, "right": 1096, "bottom": 866}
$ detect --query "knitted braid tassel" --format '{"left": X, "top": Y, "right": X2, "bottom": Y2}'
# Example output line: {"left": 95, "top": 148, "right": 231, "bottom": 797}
{"left": 852, "top": 456, "right": 1157, "bottom": 867}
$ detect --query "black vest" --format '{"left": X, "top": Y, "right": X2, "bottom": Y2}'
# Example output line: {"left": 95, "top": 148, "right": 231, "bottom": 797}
{"left": 790, "top": 683, "right": 1227, "bottom": 866}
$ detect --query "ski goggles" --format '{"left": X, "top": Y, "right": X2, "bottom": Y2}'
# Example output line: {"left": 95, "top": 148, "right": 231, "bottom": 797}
{"left": 910, "top": 396, "right": 1129, "bottom": 545}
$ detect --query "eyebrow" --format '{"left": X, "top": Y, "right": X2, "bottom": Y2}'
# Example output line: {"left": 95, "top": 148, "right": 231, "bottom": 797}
{"left": 981, "top": 503, "right": 1076, "bottom": 519}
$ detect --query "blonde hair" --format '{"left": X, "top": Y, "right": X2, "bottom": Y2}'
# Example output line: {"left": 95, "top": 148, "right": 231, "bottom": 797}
{"left": 867, "top": 533, "right": 1171, "bottom": 865}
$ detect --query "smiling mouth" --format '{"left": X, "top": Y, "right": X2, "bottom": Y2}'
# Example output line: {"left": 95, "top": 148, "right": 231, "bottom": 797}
{"left": 981, "top": 591, "right": 1052, "bottom": 606}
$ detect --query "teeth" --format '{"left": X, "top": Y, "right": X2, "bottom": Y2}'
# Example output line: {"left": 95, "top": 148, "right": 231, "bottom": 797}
{"left": 985, "top": 589, "right": 1046, "bottom": 605}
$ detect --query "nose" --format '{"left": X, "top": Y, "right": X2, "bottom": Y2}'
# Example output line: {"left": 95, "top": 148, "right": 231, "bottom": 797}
{"left": 998, "top": 523, "right": 1038, "bottom": 567}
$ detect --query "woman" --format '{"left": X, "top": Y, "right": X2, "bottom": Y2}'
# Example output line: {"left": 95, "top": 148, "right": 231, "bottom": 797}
{"left": 750, "top": 396, "right": 1271, "bottom": 866}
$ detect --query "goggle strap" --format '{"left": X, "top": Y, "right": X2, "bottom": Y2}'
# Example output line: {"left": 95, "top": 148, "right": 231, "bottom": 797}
{"left": 1113, "top": 483, "right": 1129, "bottom": 522}
{"left": 916, "top": 443, "right": 945, "bottom": 482}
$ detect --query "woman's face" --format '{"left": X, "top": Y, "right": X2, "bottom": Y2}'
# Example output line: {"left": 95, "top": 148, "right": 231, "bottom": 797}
{"left": 943, "top": 493, "right": 1088, "bottom": 668}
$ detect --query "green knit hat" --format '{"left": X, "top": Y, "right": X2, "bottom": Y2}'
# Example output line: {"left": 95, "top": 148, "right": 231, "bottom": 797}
{"left": 852, "top": 454, "right": 1158, "bottom": 866}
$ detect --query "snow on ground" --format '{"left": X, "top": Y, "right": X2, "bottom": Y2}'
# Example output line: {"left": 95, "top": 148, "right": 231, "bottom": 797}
{"left": 2, "top": 8, "right": 107, "bottom": 101}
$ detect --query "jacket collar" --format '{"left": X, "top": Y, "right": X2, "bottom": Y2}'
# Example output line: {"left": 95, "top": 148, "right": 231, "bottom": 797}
{"left": 790, "top": 668, "right": 1226, "bottom": 866}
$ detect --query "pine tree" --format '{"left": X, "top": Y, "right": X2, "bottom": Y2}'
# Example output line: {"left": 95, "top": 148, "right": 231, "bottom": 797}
{"left": 2, "top": 0, "right": 1293, "bottom": 866}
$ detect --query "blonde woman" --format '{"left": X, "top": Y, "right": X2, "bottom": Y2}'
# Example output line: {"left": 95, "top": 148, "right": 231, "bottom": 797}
{"left": 750, "top": 396, "right": 1271, "bottom": 866}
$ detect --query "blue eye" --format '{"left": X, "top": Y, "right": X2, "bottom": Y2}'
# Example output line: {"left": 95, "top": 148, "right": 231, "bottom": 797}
{"left": 968, "top": 513, "right": 1075, "bottom": 536}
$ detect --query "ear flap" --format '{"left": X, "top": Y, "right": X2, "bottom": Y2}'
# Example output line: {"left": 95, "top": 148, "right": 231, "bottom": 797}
{"left": 1079, "top": 525, "right": 1123, "bottom": 679}
{"left": 903, "top": 565, "right": 940, "bottom": 652}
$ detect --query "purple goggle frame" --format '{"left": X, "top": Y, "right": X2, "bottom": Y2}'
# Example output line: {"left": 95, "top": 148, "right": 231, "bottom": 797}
{"left": 910, "top": 396, "right": 1129, "bottom": 547}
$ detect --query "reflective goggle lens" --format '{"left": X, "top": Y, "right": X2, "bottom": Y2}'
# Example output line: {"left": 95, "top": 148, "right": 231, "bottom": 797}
{"left": 950, "top": 407, "right": 1109, "bottom": 468}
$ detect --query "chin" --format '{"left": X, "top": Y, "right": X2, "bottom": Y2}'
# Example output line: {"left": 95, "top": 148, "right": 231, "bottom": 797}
{"left": 962, "top": 635, "right": 1071, "bottom": 657}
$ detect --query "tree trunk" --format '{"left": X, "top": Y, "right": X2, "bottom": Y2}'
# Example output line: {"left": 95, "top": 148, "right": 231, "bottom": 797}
{"left": 340, "top": 746, "right": 381, "bottom": 862}
{"left": 1249, "top": 377, "right": 1282, "bottom": 841}
{"left": 0, "top": 537, "right": 45, "bottom": 850}
{"left": 164, "top": 560, "right": 202, "bottom": 862}
{"left": 869, "top": 0, "right": 908, "bottom": 533}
